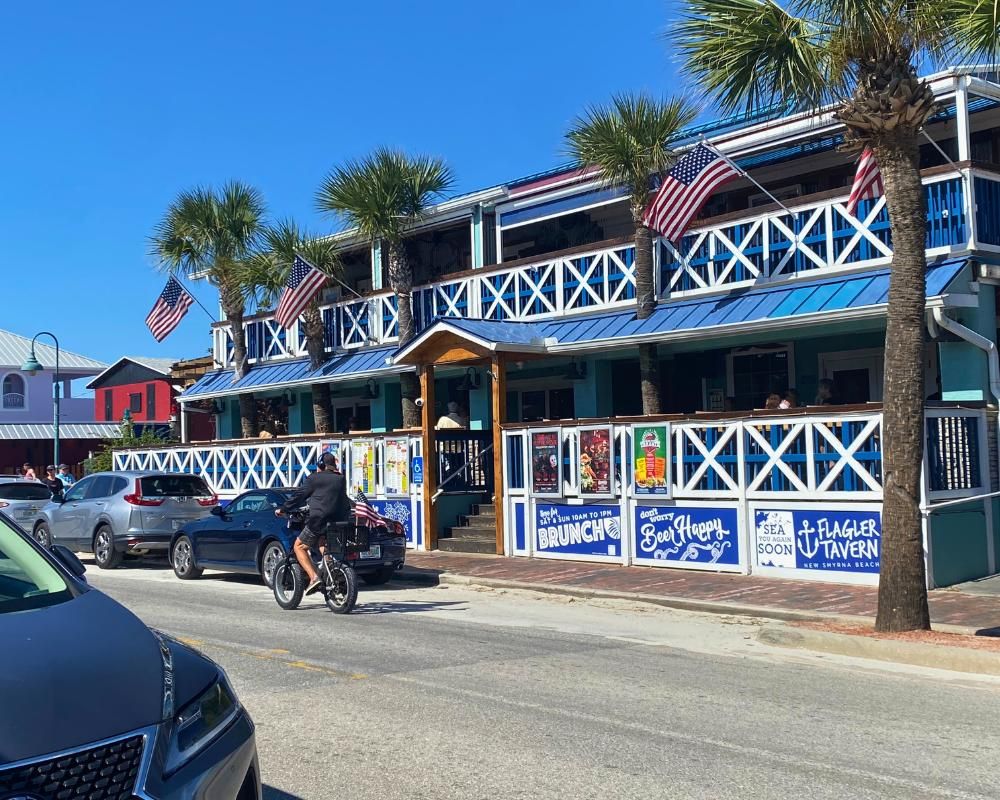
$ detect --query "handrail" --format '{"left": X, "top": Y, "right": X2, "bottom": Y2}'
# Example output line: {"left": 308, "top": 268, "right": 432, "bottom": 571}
{"left": 922, "top": 489, "right": 1000, "bottom": 515}
{"left": 432, "top": 442, "right": 494, "bottom": 503}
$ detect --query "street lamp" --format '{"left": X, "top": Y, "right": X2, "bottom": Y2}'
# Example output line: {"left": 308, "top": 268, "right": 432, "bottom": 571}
{"left": 21, "top": 332, "right": 60, "bottom": 467}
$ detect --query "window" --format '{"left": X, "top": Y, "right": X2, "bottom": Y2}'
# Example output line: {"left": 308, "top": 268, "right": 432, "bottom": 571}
{"left": 518, "top": 388, "right": 576, "bottom": 423}
{"left": 139, "top": 475, "right": 211, "bottom": 498}
{"left": 62, "top": 477, "right": 95, "bottom": 503}
{"left": 231, "top": 493, "right": 270, "bottom": 514}
{"left": 2, "top": 374, "right": 25, "bottom": 409}
{"left": 129, "top": 393, "right": 142, "bottom": 413}
{"left": 0, "top": 517, "right": 70, "bottom": 613}
{"left": 727, "top": 346, "right": 793, "bottom": 410}
{"left": 0, "top": 483, "right": 52, "bottom": 501}
{"left": 146, "top": 383, "right": 156, "bottom": 420}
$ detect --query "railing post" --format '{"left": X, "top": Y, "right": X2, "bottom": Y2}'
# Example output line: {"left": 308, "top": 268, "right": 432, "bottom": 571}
{"left": 492, "top": 353, "right": 507, "bottom": 555}
{"left": 420, "top": 365, "right": 438, "bottom": 550}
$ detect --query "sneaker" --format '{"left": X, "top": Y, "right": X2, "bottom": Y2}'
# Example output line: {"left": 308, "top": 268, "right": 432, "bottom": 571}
{"left": 305, "top": 576, "right": 323, "bottom": 596}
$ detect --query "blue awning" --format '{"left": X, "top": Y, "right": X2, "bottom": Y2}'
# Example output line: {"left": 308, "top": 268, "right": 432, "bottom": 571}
{"left": 395, "top": 259, "right": 971, "bottom": 361}
{"left": 181, "top": 346, "right": 401, "bottom": 400}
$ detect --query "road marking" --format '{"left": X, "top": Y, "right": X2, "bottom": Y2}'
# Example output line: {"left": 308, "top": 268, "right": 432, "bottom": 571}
{"left": 386, "top": 673, "right": 993, "bottom": 800}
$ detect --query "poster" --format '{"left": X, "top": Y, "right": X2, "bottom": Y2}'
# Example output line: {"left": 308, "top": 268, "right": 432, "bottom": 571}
{"left": 632, "top": 424, "right": 669, "bottom": 495}
{"left": 633, "top": 505, "right": 740, "bottom": 567}
{"left": 384, "top": 437, "right": 410, "bottom": 496}
{"left": 371, "top": 499, "right": 414, "bottom": 544}
{"left": 319, "top": 440, "right": 342, "bottom": 470}
{"left": 534, "top": 504, "right": 622, "bottom": 558}
{"left": 349, "top": 439, "right": 375, "bottom": 496}
{"left": 753, "top": 507, "right": 881, "bottom": 574}
{"left": 530, "top": 429, "right": 562, "bottom": 495}
{"left": 578, "top": 426, "right": 613, "bottom": 496}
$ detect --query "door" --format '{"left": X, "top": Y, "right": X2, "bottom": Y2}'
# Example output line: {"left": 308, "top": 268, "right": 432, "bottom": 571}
{"left": 103, "top": 390, "right": 113, "bottom": 421}
{"left": 80, "top": 475, "right": 117, "bottom": 541}
{"left": 48, "top": 476, "right": 97, "bottom": 547}
{"left": 819, "top": 349, "right": 884, "bottom": 404}
{"left": 200, "top": 492, "right": 269, "bottom": 565}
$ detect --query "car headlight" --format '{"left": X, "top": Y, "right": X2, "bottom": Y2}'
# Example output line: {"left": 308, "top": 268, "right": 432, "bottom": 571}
{"left": 164, "top": 674, "right": 240, "bottom": 775}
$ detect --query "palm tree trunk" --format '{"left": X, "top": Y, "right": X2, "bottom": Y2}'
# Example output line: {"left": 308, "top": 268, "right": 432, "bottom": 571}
{"left": 388, "top": 240, "right": 420, "bottom": 428}
{"left": 874, "top": 136, "right": 931, "bottom": 632}
{"left": 634, "top": 218, "right": 661, "bottom": 414}
{"left": 303, "top": 305, "right": 332, "bottom": 434}
{"left": 221, "top": 286, "right": 258, "bottom": 438}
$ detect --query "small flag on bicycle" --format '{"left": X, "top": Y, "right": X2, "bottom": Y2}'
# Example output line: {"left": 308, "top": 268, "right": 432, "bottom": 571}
{"left": 354, "top": 491, "right": 381, "bottom": 526}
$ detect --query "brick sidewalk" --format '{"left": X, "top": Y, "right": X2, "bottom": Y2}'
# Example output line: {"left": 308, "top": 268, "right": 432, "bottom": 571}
{"left": 403, "top": 552, "right": 1000, "bottom": 634}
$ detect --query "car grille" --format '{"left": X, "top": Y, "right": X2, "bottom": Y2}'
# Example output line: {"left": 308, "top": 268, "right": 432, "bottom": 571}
{"left": 0, "top": 734, "right": 144, "bottom": 800}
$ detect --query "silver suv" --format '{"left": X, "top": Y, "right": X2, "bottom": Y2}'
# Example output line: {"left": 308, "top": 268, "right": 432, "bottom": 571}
{"left": 31, "top": 471, "right": 217, "bottom": 569}
{"left": 0, "top": 478, "right": 54, "bottom": 528}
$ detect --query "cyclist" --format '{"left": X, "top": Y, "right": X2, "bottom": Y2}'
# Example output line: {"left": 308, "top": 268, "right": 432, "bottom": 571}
{"left": 275, "top": 452, "right": 352, "bottom": 596}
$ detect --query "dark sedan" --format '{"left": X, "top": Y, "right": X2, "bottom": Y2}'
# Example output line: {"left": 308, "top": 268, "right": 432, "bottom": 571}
{"left": 169, "top": 488, "right": 407, "bottom": 588}
{"left": 0, "top": 513, "right": 260, "bottom": 799}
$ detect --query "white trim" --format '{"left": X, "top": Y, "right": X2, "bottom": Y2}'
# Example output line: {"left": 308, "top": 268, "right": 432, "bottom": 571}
{"left": 818, "top": 347, "right": 884, "bottom": 403}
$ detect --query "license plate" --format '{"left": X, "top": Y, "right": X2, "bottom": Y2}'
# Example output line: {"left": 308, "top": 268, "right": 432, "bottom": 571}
{"left": 360, "top": 545, "right": 381, "bottom": 559}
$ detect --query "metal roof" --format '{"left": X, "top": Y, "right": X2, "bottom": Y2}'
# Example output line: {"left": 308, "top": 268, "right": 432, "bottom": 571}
{"left": 0, "top": 330, "right": 107, "bottom": 372}
{"left": 85, "top": 356, "right": 178, "bottom": 389}
{"left": 0, "top": 423, "right": 122, "bottom": 440}
{"left": 399, "top": 260, "right": 968, "bottom": 357}
{"left": 181, "top": 346, "right": 402, "bottom": 400}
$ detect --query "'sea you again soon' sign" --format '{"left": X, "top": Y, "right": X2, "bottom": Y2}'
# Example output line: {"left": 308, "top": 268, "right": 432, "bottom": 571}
{"left": 753, "top": 508, "right": 881, "bottom": 574}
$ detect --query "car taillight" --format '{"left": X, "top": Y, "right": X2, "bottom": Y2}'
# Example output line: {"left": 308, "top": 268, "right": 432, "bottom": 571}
{"left": 346, "top": 551, "right": 359, "bottom": 560}
{"left": 0, "top": 501, "right": 8, "bottom": 508}
{"left": 123, "top": 479, "right": 164, "bottom": 507}
{"left": 196, "top": 495, "right": 218, "bottom": 507}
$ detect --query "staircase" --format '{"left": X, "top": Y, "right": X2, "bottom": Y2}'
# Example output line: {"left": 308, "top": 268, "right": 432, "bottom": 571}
{"left": 438, "top": 500, "right": 497, "bottom": 554}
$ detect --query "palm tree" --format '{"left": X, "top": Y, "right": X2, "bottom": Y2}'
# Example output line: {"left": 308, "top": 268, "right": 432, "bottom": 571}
{"left": 670, "top": 0, "right": 1000, "bottom": 631}
{"left": 151, "top": 182, "right": 267, "bottom": 438}
{"left": 565, "top": 94, "right": 698, "bottom": 414}
{"left": 248, "top": 221, "right": 342, "bottom": 433}
{"left": 316, "top": 148, "right": 454, "bottom": 428}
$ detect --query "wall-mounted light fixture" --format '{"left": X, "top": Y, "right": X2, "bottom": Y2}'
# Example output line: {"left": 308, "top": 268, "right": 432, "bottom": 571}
{"left": 456, "top": 367, "right": 481, "bottom": 392}
{"left": 363, "top": 378, "right": 379, "bottom": 400}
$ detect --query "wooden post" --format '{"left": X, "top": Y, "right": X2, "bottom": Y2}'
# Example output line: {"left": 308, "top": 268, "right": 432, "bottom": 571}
{"left": 491, "top": 354, "right": 506, "bottom": 555}
{"left": 420, "top": 365, "right": 438, "bottom": 550}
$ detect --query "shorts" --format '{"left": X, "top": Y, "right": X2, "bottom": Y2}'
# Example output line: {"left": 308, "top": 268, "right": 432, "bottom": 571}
{"left": 297, "top": 526, "right": 323, "bottom": 549}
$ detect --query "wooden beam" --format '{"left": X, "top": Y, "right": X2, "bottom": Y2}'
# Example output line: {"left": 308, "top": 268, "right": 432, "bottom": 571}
{"left": 420, "top": 365, "right": 438, "bottom": 551}
{"left": 491, "top": 354, "right": 506, "bottom": 555}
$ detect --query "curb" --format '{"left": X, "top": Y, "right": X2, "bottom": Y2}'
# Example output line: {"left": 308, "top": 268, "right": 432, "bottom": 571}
{"left": 399, "top": 571, "right": 984, "bottom": 638}
{"left": 758, "top": 626, "right": 1000, "bottom": 676}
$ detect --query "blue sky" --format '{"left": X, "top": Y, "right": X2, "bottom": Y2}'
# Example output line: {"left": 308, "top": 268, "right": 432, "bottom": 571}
{"left": 0, "top": 0, "right": 684, "bottom": 373}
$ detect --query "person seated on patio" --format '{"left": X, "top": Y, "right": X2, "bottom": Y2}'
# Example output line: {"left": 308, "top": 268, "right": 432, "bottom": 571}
{"left": 764, "top": 393, "right": 781, "bottom": 409}
{"left": 779, "top": 389, "right": 799, "bottom": 409}
{"left": 814, "top": 378, "right": 838, "bottom": 406}
{"left": 436, "top": 401, "right": 467, "bottom": 430}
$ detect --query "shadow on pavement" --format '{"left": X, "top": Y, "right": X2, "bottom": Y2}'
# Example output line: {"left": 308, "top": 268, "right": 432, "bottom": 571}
{"left": 263, "top": 786, "right": 305, "bottom": 800}
{"left": 292, "top": 599, "right": 465, "bottom": 615}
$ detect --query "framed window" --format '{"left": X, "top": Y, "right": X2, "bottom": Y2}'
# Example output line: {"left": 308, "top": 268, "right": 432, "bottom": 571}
{"left": 146, "top": 383, "right": 156, "bottom": 419}
{"left": 129, "top": 393, "right": 142, "bottom": 413}
{"left": 516, "top": 387, "right": 577, "bottom": 423}
{"left": 1, "top": 373, "right": 25, "bottom": 409}
{"left": 726, "top": 345, "right": 794, "bottom": 411}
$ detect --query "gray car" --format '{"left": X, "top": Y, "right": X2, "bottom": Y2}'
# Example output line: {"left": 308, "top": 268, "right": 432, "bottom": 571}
{"left": 0, "top": 478, "right": 54, "bottom": 528}
{"left": 31, "top": 471, "right": 217, "bottom": 569}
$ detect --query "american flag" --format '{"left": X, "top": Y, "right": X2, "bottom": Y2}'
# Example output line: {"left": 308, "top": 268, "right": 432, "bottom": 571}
{"left": 146, "top": 276, "right": 194, "bottom": 342}
{"left": 274, "top": 255, "right": 327, "bottom": 329}
{"left": 643, "top": 143, "right": 741, "bottom": 242}
{"left": 845, "top": 147, "right": 884, "bottom": 216}
{"left": 353, "top": 490, "right": 381, "bottom": 527}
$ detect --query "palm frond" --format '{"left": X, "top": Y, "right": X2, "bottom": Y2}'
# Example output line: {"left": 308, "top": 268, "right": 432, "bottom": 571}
{"left": 316, "top": 148, "right": 454, "bottom": 243}
{"left": 243, "top": 219, "right": 343, "bottom": 311}
{"left": 940, "top": 0, "right": 1000, "bottom": 65}
{"left": 671, "top": 0, "right": 831, "bottom": 113}
{"left": 564, "top": 93, "right": 698, "bottom": 210}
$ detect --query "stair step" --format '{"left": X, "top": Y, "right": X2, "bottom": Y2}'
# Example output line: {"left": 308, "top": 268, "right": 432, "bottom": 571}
{"left": 437, "top": 536, "right": 496, "bottom": 554}
{"left": 445, "top": 525, "right": 496, "bottom": 540}
{"left": 460, "top": 513, "right": 496, "bottom": 526}
{"left": 473, "top": 504, "right": 496, "bottom": 515}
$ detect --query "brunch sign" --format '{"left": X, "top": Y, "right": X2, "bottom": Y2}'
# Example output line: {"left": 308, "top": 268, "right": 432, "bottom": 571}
{"left": 632, "top": 424, "right": 669, "bottom": 495}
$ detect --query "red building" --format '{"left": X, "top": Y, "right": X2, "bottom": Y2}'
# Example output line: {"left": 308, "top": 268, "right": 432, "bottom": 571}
{"left": 87, "top": 357, "right": 179, "bottom": 423}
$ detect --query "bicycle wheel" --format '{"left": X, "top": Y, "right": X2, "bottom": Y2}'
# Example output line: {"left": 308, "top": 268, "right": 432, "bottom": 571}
{"left": 323, "top": 559, "right": 358, "bottom": 614}
{"left": 273, "top": 561, "right": 305, "bottom": 610}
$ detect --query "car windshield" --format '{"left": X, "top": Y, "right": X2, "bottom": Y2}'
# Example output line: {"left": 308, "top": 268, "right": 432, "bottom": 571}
{"left": 0, "top": 516, "right": 70, "bottom": 613}
{"left": 0, "top": 482, "right": 52, "bottom": 501}
{"left": 140, "top": 475, "right": 211, "bottom": 497}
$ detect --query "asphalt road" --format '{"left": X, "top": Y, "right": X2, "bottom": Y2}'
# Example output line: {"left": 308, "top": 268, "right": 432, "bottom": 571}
{"left": 86, "top": 561, "right": 1000, "bottom": 800}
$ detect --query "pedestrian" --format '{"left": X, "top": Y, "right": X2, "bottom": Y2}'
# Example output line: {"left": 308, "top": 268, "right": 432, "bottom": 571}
{"left": 57, "top": 464, "right": 75, "bottom": 488}
{"left": 42, "top": 465, "right": 63, "bottom": 498}
{"left": 435, "top": 401, "right": 467, "bottom": 430}
{"left": 21, "top": 462, "right": 36, "bottom": 481}
{"left": 764, "top": 393, "right": 781, "bottom": 409}
{"left": 779, "top": 389, "right": 799, "bottom": 409}
{"left": 814, "top": 378, "right": 838, "bottom": 406}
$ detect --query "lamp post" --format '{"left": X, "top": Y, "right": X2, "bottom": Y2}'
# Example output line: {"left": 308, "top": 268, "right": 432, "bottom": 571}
{"left": 21, "top": 332, "right": 60, "bottom": 467}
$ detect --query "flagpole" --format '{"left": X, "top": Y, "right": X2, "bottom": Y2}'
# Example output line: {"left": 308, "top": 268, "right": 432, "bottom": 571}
{"left": 174, "top": 276, "right": 217, "bottom": 322}
{"left": 920, "top": 129, "right": 964, "bottom": 174}
{"left": 701, "top": 138, "right": 795, "bottom": 216}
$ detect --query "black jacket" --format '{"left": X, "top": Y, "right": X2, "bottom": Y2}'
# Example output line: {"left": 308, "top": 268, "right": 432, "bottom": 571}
{"left": 282, "top": 469, "right": 352, "bottom": 525}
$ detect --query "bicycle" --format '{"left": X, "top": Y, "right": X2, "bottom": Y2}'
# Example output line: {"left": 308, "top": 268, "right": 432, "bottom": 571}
{"left": 272, "top": 515, "right": 360, "bottom": 614}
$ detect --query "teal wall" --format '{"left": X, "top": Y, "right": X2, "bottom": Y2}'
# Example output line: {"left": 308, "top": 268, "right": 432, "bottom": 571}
{"left": 929, "top": 506, "right": 992, "bottom": 586}
{"left": 940, "top": 287, "right": 996, "bottom": 402}
{"left": 217, "top": 398, "right": 241, "bottom": 439}
{"left": 574, "top": 357, "right": 615, "bottom": 419}
{"left": 288, "top": 391, "right": 314, "bottom": 435}
{"left": 469, "top": 371, "right": 490, "bottom": 429}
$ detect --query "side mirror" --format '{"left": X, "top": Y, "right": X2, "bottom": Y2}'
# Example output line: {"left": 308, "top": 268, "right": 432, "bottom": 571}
{"left": 50, "top": 544, "right": 86, "bottom": 578}
{"left": 210, "top": 505, "right": 226, "bottom": 517}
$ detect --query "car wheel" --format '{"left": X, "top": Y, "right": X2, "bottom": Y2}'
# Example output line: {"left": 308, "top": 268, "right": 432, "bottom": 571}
{"left": 172, "top": 536, "right": 203, "bottom": 580}
{"left": 93, "top": 525, "right": 123, "bottom": 569}
{"left": 33, "top": 522, "right": 51, "bottom": 548}
{"left": 361, "top": 565, "right": 395, "bottom": 586}
{"left": 260, "top": 542, "right": 284, "bottom": 588}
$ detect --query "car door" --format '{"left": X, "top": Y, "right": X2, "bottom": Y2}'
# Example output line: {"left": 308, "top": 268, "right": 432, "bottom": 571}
{"left": 200, "top": 492, "right": 268, "bottom": 566}
{"left": 81, "top": 475, "right": 116, "bottom": 538}
{"left": 48, "top": 476, "right": 97, "bottom": 547}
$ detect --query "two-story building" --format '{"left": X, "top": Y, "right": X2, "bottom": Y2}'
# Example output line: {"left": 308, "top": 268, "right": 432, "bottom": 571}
{"left": 0, "top": 329, "right": 120, "bottom": 472}
{"left": 116, "top": 66, "right": 1000, "bottom": 590}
